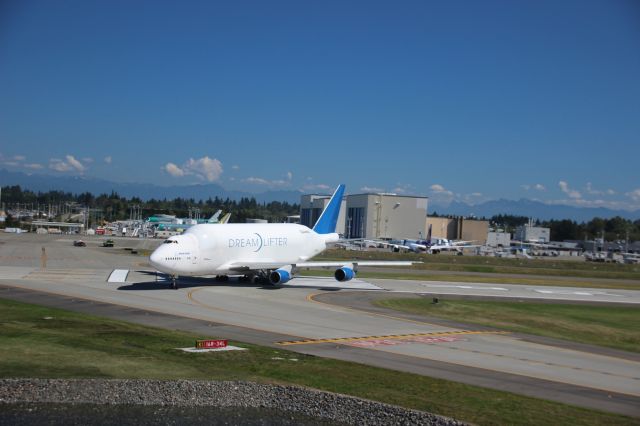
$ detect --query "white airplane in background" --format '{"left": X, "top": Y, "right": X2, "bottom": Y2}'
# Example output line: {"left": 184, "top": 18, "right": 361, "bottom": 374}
{"left": 370, "top": 225, "right": 479, "bottom": 254}
{"left": 149, "top": 184, "right": 418, "bottom": 289}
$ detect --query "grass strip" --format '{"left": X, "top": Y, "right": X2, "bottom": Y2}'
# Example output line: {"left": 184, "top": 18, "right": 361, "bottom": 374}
{"left": 314, "top": 249, "right": 640, "bottom": 281}
{"left": 374, "top": 299, "right": 640, "bottom": 353}
{"left": 0, "top": 297, "right": 636, "bottom": 425}
{"left": 300, "top": 269, "right": 639, "bottom": 289}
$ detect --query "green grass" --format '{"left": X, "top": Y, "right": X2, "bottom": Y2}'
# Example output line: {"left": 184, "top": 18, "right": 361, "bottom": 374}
{"left": 309, "top": 249, "right": 640, "bottom": 289}
{"left": 316, "top": 249, "right": 640, "bottom": 280}
{"left": 0, "top": 298, "right": 638, "bottom": 425}
{"left": 374, "top": 299, "right": 640, "bottom": 353}
{"left": 300, "top": 269, "right": 640, "bottom": 289}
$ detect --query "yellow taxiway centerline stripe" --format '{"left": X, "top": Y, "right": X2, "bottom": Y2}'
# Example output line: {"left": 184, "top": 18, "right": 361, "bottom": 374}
{"left": 277, "top": 330, "right": 509, "bottom": 346}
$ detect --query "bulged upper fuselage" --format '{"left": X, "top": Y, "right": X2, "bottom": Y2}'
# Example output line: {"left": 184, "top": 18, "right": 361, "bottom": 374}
{"left": 149, "top": 223, "right": 335, "bottom": 276}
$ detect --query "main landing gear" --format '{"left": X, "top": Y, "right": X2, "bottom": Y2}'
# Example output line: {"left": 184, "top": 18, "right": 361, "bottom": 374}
{"left": 240, "top": 271, "right": 269, "bottom": 285}
{"left": 171, "top": 275, "right": 178, "bottom": 290}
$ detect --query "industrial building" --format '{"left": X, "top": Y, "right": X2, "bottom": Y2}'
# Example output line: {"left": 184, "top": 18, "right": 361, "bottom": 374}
{"left": 300, "top": 194, "right": 347, "bottom": 235}
{"left": 301, "top": 192, "right": 428, "bottom": 239}
{"left": 515, "top": 224, "right": 551, "bottom": 243}
{"left": 426, "top": 217, "right": 489, "bottom": 244}
{"left": 487, "top": 230, "right": 511, "bottom": 247}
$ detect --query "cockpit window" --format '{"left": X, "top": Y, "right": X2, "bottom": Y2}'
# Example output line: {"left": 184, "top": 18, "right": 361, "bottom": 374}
{"left": 163, "top": 240, "right": 178, "bottom": 244}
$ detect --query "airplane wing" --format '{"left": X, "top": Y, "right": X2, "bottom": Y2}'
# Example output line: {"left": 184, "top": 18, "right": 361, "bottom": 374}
{"left": 365, "top": 240, "right": 414, "bottom": 250}
{"left": 296, "top": 260, "right": 417, "bottom": 268}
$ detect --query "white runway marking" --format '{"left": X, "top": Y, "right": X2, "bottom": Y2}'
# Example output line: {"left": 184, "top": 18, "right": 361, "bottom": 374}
{"left": 533, "top": 289, "right": 623, "bottom": 297}
{"left": 107, "top": 269, "right": 129, "bottom": 283}
{"left": 420, "top": 283, "right": 508, "bottom": 291}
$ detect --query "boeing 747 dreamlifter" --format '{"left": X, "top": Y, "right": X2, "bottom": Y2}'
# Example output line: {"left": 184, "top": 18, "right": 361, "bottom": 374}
{"left": 149, "top": 184, "right": 417, "bottom": 288}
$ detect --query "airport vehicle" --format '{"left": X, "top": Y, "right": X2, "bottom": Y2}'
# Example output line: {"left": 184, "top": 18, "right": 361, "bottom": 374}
{"left": 149, "top": 185, "right": 417, "bottom": 289}
{"left": 73, "top": 240, "right": 86, "bottom": 247}
{"left": 102, "top": 239, "right": 115, "bottom": 247}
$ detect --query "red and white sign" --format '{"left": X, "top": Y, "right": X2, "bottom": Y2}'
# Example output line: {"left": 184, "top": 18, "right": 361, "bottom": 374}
{"left": 195, "top": 339, "right": 228, "bottom": 349}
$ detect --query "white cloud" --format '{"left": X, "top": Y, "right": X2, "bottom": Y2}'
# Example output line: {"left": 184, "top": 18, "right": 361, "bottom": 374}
{"left": 184, "top": 156, "right": 223, "bottom": 182}
{"left": 301, "top": 183, "right": 331, "bottom": 192}
{"left": 12, "top": 155, "right": 26, "bottom": 161}
{"left": 24, "top": 163, "right": 43, "bottom": 170}
{"left": 104, "top": 156, "right": 112, "bottom": 164}
{"left": 231, "top": 165, "right": 239, "bottom": 170}
{"left": 65, "top": 155, "right": 85, "bottom": 172}
{"left": 286, "top": 171, "right": 293, "bottom": 181}
{"left": 164, "top": 162, "right": 185, "bottom": 177}
{"left": 558, "top": 181, "right": 581, "bottom": 199}
{"left": 243, "top": 176, "right": 289, "bottom": 186}
{"left": 626, "top": 189, "right": 640, "bottom": 202}
{"left": 49, "top": 155, "right": 86, "bottom": 173}
{"left": 82, "top": 157, "right": 94, "bottom": 163}
{"left": 391, "top": 183, "right": 414, "bottom": 195}
{"left": 163, "top": 156, "right": 223, "bottom": 182}
{"left": 244, "top": 177, "right": 269, "bottom": 185}
{"left": 428, "top": 183, "right": 455, "bottom": 205}
{"left": 360, "top": 186, "right": 385, "bottom": 193}
{"left": 49, "top": 160, "right": 72, "bottom": 172}
{"left": 585, "top": 182, "right": 616, "bottom": 196}
{"left": 522, "top": 183, "right": 546, "bottom": 191}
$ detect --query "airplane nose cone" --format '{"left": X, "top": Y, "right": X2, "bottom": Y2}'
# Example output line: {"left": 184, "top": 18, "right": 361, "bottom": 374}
{"left": 149, "top": 249, "right": 163, "bottom": 269}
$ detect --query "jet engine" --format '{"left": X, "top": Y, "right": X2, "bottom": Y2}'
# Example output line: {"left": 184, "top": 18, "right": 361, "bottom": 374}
{"left": 334, "top": 266, "right": 355, "bottom": 282}
{"left": 269, "top": 268, "right": 291, "bottom": 285}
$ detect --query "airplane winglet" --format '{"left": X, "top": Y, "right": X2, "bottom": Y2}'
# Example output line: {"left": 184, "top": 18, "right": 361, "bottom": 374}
{"left": 312, "top": 184, "right": 345, "bottom": 235}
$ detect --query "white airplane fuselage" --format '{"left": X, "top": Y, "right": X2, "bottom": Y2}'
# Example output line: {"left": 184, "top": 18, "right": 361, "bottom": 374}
{"left": 149, "top": 223, "right": 335, "bottom": 276}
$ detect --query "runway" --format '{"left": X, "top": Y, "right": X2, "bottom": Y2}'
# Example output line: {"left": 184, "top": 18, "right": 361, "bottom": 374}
{"left": 1, "top": 233, "right": 639, "bottom": 417}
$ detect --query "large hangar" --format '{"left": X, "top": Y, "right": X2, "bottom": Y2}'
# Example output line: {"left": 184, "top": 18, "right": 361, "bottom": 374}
{"left": 300, "top": 194, "right": 347, "bottom": 235}
{"left": 426, "top": 217, "right": 489, "bottom": 244}
{"left": 301, "top": 191, "right": 428, "bottom": 239}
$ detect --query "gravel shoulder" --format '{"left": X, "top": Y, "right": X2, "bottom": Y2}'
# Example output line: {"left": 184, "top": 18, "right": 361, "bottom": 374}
{"left": 0, "top": 378, "right": 464, "bottom": 426}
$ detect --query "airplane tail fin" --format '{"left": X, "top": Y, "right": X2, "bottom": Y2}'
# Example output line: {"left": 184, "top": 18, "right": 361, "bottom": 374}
{"left": 426, "top": 224, "right": 432, "bottom": 245}
{"left": 208, "top": 210, "right": 222, "bottom": 223}
{"left": 312, "top": 184, "right": 345, "bottom": 234}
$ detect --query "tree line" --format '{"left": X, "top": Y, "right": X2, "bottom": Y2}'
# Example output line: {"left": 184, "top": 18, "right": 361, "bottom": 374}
{"left": 3, "top": 185, "right": 638, "bottom": 241}
{"left": 1, "top": 185, "right": 300, "bottom": 225}
{"left": 490, "top": 214, "right": 640, "bottom": 242}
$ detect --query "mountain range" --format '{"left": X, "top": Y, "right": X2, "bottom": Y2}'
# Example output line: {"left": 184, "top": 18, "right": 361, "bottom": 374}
{"left": 434, "top": 199, "right": 639, "bottom": 222}
{"left": 1, "top": 169, "right": 638, "bottom": 221}
{"left": 0, "top": 170, "right": 303, "bottom": 204}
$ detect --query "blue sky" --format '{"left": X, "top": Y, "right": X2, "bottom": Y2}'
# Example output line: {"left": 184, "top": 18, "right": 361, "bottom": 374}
{"left": 1, "top": 0, "right": 639, "bottom": 209}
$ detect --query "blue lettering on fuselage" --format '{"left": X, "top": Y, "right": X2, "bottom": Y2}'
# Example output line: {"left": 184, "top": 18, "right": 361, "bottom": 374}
{"left": 228, "top": 233, "right": 287, "bottom": 252}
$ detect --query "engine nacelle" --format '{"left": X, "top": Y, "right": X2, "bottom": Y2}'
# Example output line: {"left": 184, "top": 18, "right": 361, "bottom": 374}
{"left": 334, "top": 267, "right": 355, "bottom": 282}
{"left": 269, "top": 269, "right": 291, "bottom": 285}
